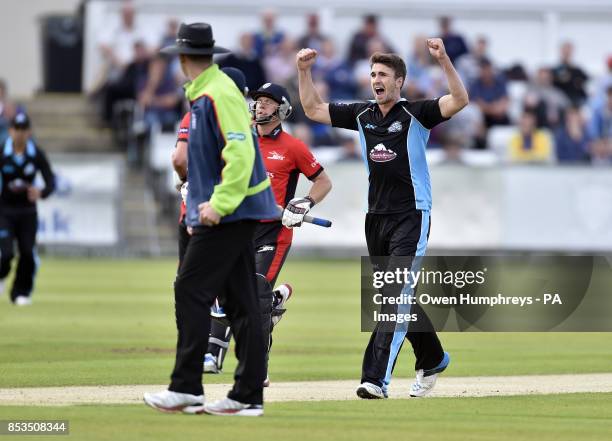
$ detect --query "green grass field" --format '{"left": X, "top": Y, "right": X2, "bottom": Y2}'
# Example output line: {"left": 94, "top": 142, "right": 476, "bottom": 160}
{"left": 1, "top": 258, "right": 611, "bottom": 440}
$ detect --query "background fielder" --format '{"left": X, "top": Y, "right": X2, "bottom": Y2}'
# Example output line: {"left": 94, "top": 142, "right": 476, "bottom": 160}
{"left": 0, "top": 112, "right": 55, "bottom": 306}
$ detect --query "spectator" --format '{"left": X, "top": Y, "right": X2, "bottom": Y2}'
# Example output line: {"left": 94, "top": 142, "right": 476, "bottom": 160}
{"left": 440, "top": 101, "right": 486, "bottom": 149}
{"left": 470, "top": 58, "right": 510, "bottom": 127}
{"left": 218, "top": 33, "right": 267, "bottom": 92}
{"left": 457, "top": 36, "right": 489, "bottom": 84}
{"left": 158, "top": 18, "right": 180, "bottom": 51}
{"left": 95, "top": 0, "right": 156, "bottom": 123}
{"left": 263, "top": 38, "right": 298, "bottom": 88}
{"left": 297, "top": 14, "right": 327, "bottom": 53}
{"left": 347, "top": 15, "right": 393, "bottom": 66}
{"left": 553, "top": 107, "right": 590, "bottom": 163}
{"left": 137, "top": 50, "right": 182, "bottom": 133}
{"left": 588, "top": 85, "right": 612, "bottom": 163}
{"left": 438, "top": 16, "right": 469, "bottom": 63}
{"left": 315, "top": 39, "right": 357, "bottom": 101}
{"left": 552, "top": 42, "right": 589, "bottom": 106}
{"left": 158, "top": 19, "right": 186, "bottom": 90}
{"left": 524, "top": 67, "right": 570, "bottom": 128}
{"left": 253, "top": 9, "right": 285, "bottom": 58}
{"left": 590, "top": 55, "right": 612, "bottom": 110}
{"left": 509, "top": 110, "right": 553, "bottom": 163}
{"left": 0, "top": 79, "right": 18, "bottom": 143}
{"left": 589, "top": 138, "right": 612, "bottom": 165}
{"left": 589, "top": 85, "right": 612, "bottom": 139}
{"left": 405, "top": 35, "right": 437, "bottom": 100}
{"left": 440, "top": 131, "right": 467, "bottom": 164}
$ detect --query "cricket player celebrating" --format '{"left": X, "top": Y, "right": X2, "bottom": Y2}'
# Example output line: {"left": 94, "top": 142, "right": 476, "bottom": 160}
{"left": 205, "top": 82, "right": 332, "bottom": 380}
{"left": 296, "top": 39, "right": 468, "bottom": 398}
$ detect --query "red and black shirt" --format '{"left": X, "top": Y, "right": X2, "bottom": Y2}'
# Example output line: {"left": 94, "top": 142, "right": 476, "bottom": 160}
{"left": 258, "top": 124, "right": 323, "bottom": 208}
{"left": 176, "top": 112, "right": 190, "bottom": 222}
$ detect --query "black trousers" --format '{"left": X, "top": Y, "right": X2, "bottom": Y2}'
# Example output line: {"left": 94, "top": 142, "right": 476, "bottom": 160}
{"left": 207, "top": 221, "right": 290, "bottom": 369}
{"left": 361, "top": 210, "right": 444, "bottom": 390}
{"left": 0, "top": 209, "right": 39, "bottom": 302}
{"left": 169, "top": 220, "right": 266, "bottom": 405}
{"left": 177, "top": 219, "right": 190, "bottom": 270}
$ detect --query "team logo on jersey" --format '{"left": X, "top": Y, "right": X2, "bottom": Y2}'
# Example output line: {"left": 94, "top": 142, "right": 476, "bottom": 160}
{"left": 369, "top": 143, "right": 397, "bottom": 162}
{"left": 24, "top": 163, "right": 36, "bottom": 176}
{"left": 191, "top": 113, "right": 197, "bottom": 130}
{"left": 387, "top": 121, "right": 403, "bottom": 133}
{"left": 364, "top": 123, "right": 377, "bottom": 130}
{"left": 8, "top": 178, "right": 27, "bottom": 192}
{"left": 267, "top": 151, "right": 285, "bottom": 160}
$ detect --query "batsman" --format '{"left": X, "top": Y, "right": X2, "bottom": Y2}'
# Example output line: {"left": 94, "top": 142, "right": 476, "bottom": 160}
{"left": 204, "top": 82, "right": 332, "bottom": 382}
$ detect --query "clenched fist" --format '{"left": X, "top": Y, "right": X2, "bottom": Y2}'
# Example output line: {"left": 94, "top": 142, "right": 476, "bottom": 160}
{"left": 427, "top": 38, "right": 447, "bottom": 60}
{"left": 198, "top": 201, "right": 221, "bottom": 226}
{"left": 296, "top": 48, "right": 318, "bottom": 71}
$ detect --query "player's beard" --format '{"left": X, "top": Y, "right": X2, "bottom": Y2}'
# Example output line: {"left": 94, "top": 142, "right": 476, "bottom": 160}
{"left": 375, "top": 86, "right": 396, "bottom": 105}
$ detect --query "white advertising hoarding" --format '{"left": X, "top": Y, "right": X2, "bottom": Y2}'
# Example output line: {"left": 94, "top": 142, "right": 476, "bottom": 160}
{"left": 36, "top": 156, "right": 121, "bottom": 246}
{"left": 293, "top": 162, "right": 612, "bottom": 252}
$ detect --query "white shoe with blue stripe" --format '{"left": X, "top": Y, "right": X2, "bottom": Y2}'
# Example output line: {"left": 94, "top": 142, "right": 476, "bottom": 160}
{"left": 356, "top": 382, "right": 388, "bottom": 399}
{"left": 410, "top": 352, "right": 450, "bottom": 397}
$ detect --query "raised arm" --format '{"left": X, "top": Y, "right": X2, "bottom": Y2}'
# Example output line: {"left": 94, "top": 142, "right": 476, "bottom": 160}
{"left": 427, "top": 38, "right": 469, "bottom": 118}
{"left": 296, "top": 48, "right": 331, "bottom": 124}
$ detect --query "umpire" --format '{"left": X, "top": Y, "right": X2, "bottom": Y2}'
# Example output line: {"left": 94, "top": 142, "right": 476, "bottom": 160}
{"left": 144, "top": 23, "right": 278, "bottom": 417}
{"left": 0, "top": 112, "right": 55, "bottom": 305}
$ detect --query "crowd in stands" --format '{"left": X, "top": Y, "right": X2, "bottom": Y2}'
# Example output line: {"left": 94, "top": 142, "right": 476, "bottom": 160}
{"left": 90, "top": 1, "right": 612, "bottom": 166}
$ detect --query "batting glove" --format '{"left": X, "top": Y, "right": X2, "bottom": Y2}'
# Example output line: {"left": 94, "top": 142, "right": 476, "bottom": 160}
{"left": 282, "top": 197, "right": 314, "bottom": 228}
{"left": 173, "top": 171, "right": 185, "bottom": 191}
{"left": 180, "top": 182, "right": 189, "bottom": 204}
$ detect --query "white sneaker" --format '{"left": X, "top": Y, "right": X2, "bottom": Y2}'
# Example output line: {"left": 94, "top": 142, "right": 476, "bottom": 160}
{"left": 356, "top": 382, "right": 387, "bottom": 399}
{"left": 143, "top": 389, "right": 204, "bottom": 413}
{"left": 409, "top": 370, "right": 438, "bottom": 397}
{"left": 15, "top": 296, "right": 32, "bottom": 306}
{"left": 202, "top": 397, "right": 263, "bottom": 416}
{"left": 203, "top": 353, "right": 221, "bottom": 373}
{"left": 410, "top": 352, "right": 450, "bottom": 397}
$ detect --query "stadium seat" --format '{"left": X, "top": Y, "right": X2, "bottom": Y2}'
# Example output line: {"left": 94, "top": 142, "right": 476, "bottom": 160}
{"left": 507, "top": 81, "right": 528, "bottom": 124}
{"left": 487, "top": 126, "right": 516, "bottom": 162}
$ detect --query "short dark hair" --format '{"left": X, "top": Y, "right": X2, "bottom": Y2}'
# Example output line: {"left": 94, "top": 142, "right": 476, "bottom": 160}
{"left": 183, "top": 54, "right": 212, "bottom": 64}
{"left": 364, "top": 14, "right": 378, "bottom": 25}
{"left": 369, "top": 52, "right": 407, "bottom": 86}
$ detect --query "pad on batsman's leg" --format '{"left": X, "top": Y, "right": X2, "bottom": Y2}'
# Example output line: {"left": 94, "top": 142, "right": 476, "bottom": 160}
{"left": 257, "top": 273, "right": 273, "bottom": 349}
{"left": 271, "top": 283, "right": 292, "bottom": 326}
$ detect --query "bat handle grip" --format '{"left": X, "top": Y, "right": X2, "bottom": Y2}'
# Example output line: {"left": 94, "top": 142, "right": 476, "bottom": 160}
{"left": 303, "top": 214, "right": 332, "bottom": 228}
